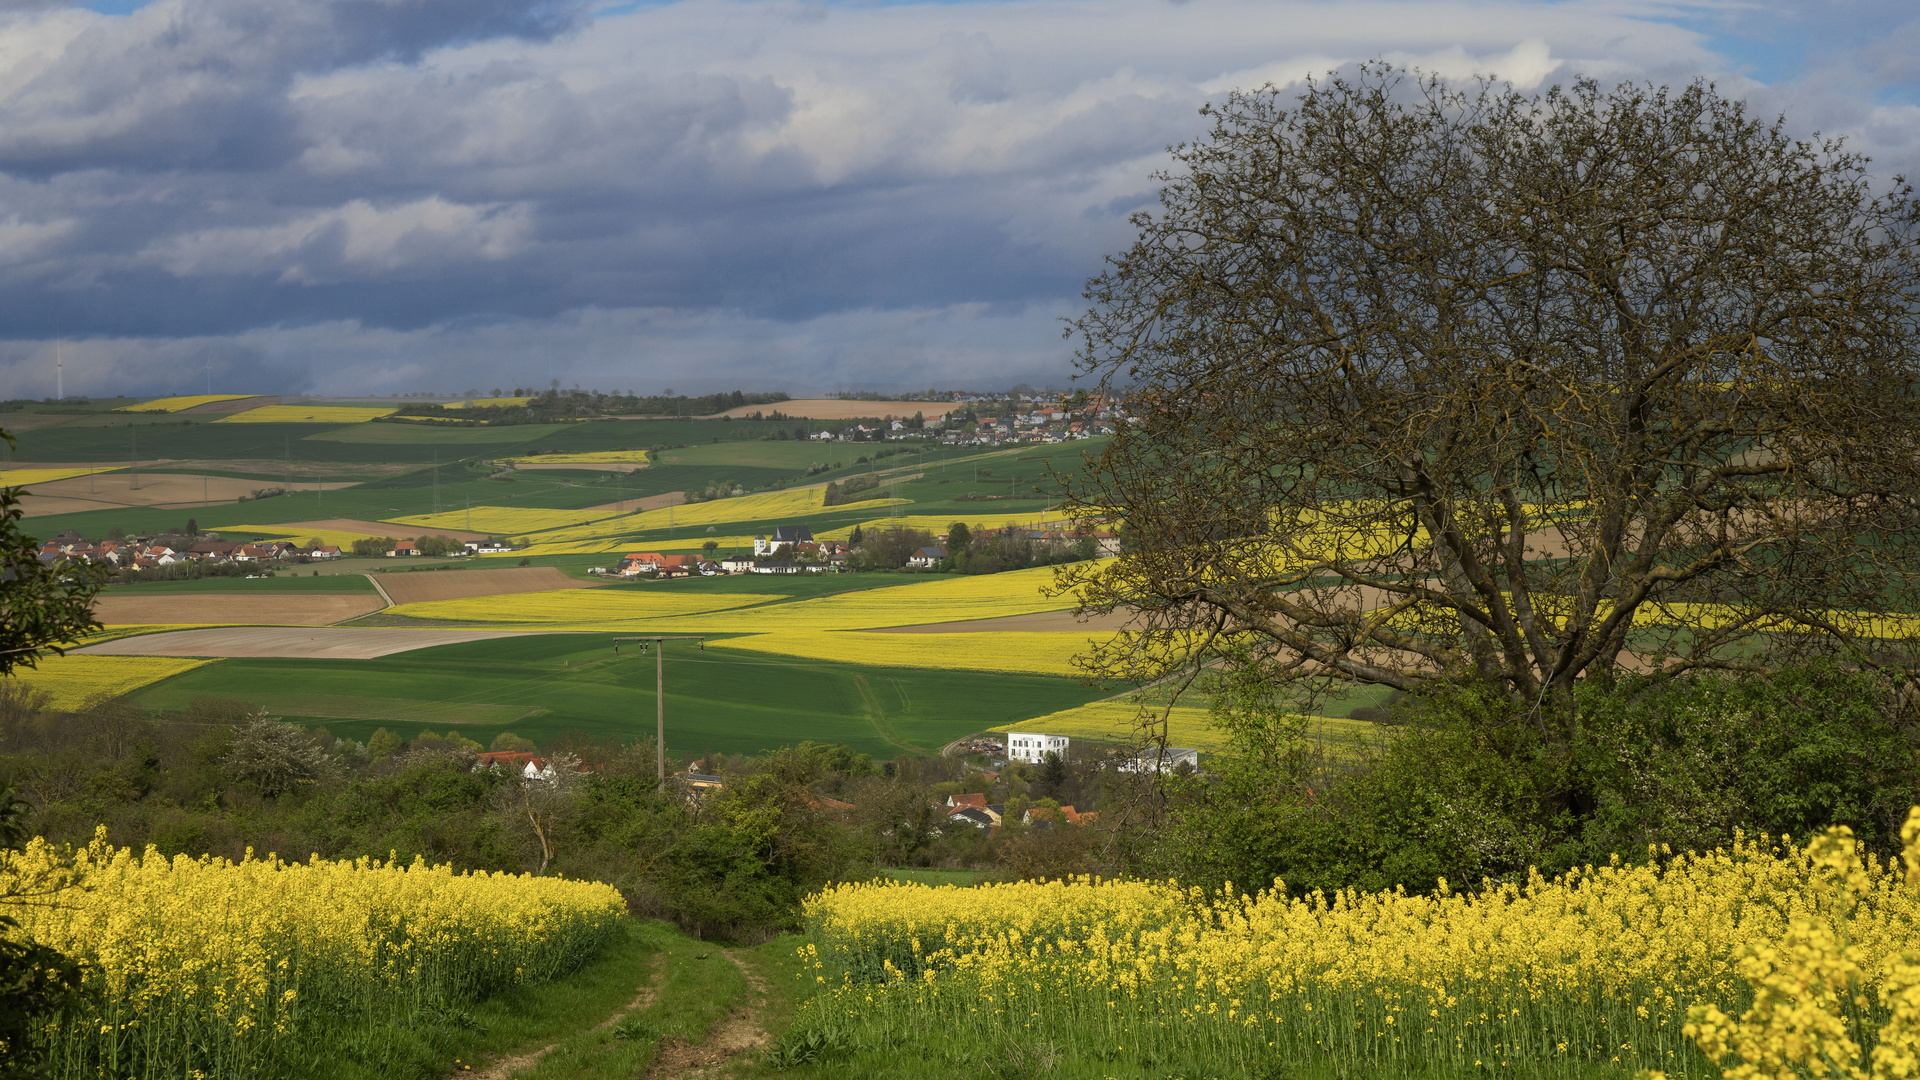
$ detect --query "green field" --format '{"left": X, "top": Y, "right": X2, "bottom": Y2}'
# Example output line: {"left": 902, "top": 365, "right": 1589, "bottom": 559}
{"left": 655, "top": 441, "right": 860, "bottom": 470}
{"left": 133, "top": 633, "right": 1107, "bottom": 757}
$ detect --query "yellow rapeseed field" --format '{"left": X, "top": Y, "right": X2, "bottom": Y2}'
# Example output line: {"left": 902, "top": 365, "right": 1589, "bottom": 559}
{"left": 624, "top": 488, "right": 830, "bottom": 530}
{"left": 994, "top": 700, "right": 1226, "bottom": 751}
{"left": 797, "top": 814, "right": 1920, "bottom": 1078}
{"left": 385, "top": 587, "right": 777, "bottom": 628}
{"left": 0, "top": 466, "right": 121, "bottom": 488}
{"left": 815, "top": 511, "right": 1086, "bottom": 541}
{"left": 2, "top": 834, "right": 624, "bottom": 1075}
{"left": 660, "top": 565, "right": 1077, "bottom": 632}
{"left": 709, "top": 631, "right": 1101, "bottom": 677}
{"left": 448, "top": 396, "right": 535, "bottom": 408}
{"left": 216, "top": 405, "right": 398, "bottom": 424}
{"left": 388, "top": 505, "right": 622, "bottom": 534}
{"left": 506, "top": 536, "right": 637, "bottom": 557}
{"left": 993, "top": 701, "right": 1375, "bottom": 754}
{"left": 7, "top": 654, "right": 212, "bottom": 709}
{"left": 114, "top": 394, "right": 257, "bottom": 412}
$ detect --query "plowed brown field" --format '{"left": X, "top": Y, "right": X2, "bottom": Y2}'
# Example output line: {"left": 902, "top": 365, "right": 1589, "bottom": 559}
{"left": 17, "top": 473, "right": 303, "bottom": 516}
{"left": 75, "top": 626, "right": 536, "bottom": 659}
{"left": 93, "top": 593, "right": 384, "bottom": 626}
{"left": 376, "top": 566, "right": 598, "bottom": 604}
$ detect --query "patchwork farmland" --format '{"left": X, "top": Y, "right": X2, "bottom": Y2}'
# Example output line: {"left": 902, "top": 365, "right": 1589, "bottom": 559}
{"left": 3, "top": 395, "right": 1173, "bottom": 759}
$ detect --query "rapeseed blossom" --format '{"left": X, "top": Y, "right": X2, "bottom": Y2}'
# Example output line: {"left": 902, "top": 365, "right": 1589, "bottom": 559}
{"left": 1, "top": 831, "right": 624, "bottom": 1078}
{"left": 798, "top": 821, "right": 1920, "bottom": 1077}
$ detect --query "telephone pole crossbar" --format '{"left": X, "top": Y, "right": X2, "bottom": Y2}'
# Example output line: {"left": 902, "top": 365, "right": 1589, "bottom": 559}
{"left": 612, "top": 636, "right": 705, "bottom": 785}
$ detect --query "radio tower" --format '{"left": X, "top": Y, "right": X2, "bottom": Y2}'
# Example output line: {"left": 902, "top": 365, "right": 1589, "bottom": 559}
{"left": 55, "top": 340, "right": 63, "bottom": 400}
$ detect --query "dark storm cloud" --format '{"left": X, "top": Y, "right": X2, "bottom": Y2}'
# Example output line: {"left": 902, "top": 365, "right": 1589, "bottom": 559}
{"left": 0, "top": 0, "right": 1912, "bottom": 398}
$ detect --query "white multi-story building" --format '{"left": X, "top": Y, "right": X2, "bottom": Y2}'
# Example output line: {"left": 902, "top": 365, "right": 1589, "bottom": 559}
{"left": 1006, "top": 732, "right": 1069, "bottom": 764}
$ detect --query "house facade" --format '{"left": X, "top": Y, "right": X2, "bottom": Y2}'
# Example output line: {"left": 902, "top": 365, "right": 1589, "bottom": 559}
{"left": 1006, "top": 732, "right": 1069, "bottom": 764}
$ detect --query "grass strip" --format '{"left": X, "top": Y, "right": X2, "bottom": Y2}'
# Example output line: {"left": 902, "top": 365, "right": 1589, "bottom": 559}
{"left": 309, "top": 917, "right": 662, "bottom": 1080}
{"left": 518, "top": 922, "right": 751, "bottom": 1080}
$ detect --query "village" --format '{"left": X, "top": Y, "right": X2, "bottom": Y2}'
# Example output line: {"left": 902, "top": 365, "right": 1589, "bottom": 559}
{"left": 468, "top": 727, "right": 1201, "bottom": 839}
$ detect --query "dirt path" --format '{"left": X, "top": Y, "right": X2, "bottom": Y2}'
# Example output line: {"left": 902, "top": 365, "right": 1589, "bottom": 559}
{"left": 648, "top": 950, "right": 771, "bottom": 1079}
{"left": 466, "top": 955, "right": 668, "bottom": 1080}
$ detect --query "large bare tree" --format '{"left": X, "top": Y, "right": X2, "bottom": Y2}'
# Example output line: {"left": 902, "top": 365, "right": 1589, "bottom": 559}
{"left": 1060, "top": 66, "right": 1920, "bottom": 739}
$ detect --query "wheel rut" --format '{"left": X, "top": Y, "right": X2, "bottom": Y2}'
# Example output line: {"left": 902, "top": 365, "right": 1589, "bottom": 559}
{"left": 460, "top": 953, "right": 665, "bottom": 1080}
{"left": 646, "top": 949, "right": 771, "bottom": 1079}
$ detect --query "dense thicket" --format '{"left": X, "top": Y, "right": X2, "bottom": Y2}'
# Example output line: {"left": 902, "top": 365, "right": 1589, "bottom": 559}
{"left": 1123, "top": 662, "right": 1920, "bottom": 896}
{"left": 0, "top": 693, "right": 1103, "bottom": 940}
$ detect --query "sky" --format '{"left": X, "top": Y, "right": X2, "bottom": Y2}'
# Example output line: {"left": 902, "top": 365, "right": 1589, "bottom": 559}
{"left": 0, "top": 0, "right": 1914, "bottom": 399}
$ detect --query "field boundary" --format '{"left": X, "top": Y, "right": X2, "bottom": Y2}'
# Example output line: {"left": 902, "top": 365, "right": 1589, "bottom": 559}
{"left": 364, "top": 573, "right": 394, "bottom": 609}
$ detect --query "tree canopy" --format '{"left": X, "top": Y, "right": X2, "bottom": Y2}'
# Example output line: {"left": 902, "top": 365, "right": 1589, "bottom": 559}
{"left": 1, "top": 428, "right": 106, "bottom": 678}
{"left": 1060, "top": 66, "right": 1920, "bottom": 735}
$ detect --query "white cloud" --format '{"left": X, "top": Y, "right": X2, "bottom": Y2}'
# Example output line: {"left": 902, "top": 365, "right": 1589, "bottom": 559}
{"left": 139, "top": 197, "right": 533, "bottom": 281}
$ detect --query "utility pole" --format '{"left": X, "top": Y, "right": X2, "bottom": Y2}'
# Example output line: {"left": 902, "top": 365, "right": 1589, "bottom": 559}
{"left": 55, "top": 340, "right": 62, "bottom": 401}
{"left": 129, "top": 428, "right": 138, "bottom": 491}
{"left": 611, "top": 636, "right": 705, "bottom": 785}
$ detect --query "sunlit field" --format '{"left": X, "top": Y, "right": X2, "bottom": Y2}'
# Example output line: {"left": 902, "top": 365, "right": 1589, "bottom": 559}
{"left": 816, "top": 510, "right": 1085, "bottom": 540}
{"left": 0, "top": 466, "right": 122, "bottom": 487}
{"left": 5, "top": 836, "right": 624, "bottom": 1077}
{"left": 113, "top": 394, "right": 257, "bottom": 412}
{"left": 8, "top": 654, "right": 213, "bottom": 709}
{"left": 660, "top": 565, "right": 1077, "bottom": 631}
{"left": 215, "top": 405, "right": 398, "bottom": 424}
{"left": 792, "top": 820, "right": 1920, "bottom": 1078}
{"left": 992, "top": 700, "right": 1375, "bottom": 755}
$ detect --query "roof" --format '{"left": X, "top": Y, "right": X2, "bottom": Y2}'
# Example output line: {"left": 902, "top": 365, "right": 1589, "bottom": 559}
{"left": 771, "top": 525, "right": 814, "bottom": 543}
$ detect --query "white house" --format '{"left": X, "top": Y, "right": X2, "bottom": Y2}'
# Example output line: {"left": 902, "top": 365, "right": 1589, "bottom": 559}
{"left": 1117, "top": 747, "right": 1200, "bottom": 774}
{"left": 906, "top": 545, "right": 946, "bottom": 569}
{"left": 1006, "top": 732, "right": 1069, "bottom": 764}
